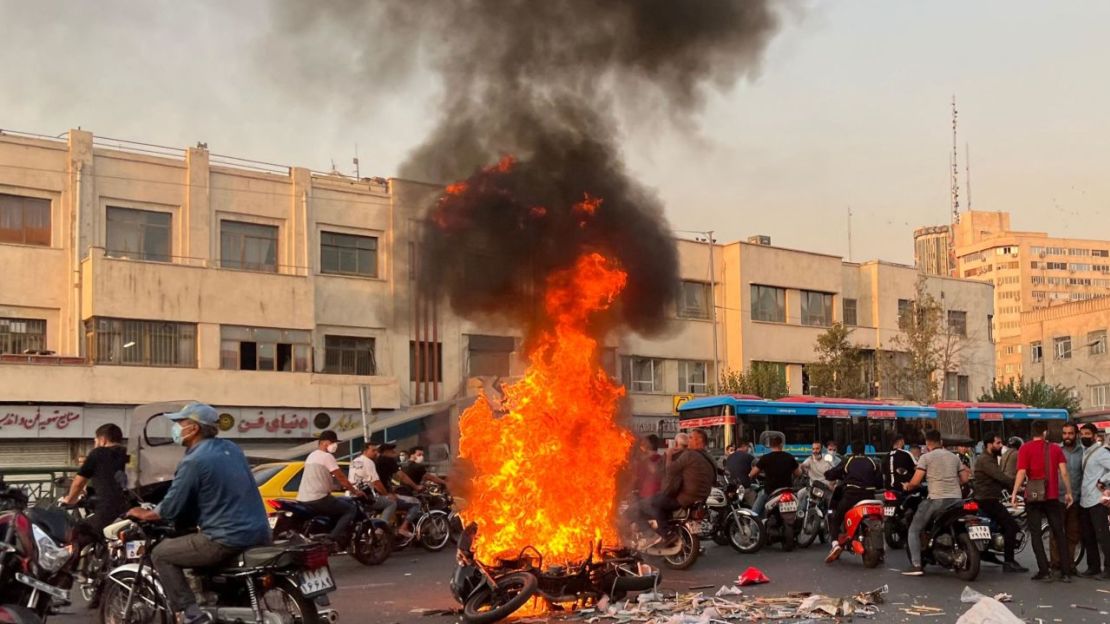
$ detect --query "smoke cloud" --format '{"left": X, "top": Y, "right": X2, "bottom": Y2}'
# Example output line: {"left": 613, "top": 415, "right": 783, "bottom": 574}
{"left": 262, "top": 0, "right": 783, "bottom": 336}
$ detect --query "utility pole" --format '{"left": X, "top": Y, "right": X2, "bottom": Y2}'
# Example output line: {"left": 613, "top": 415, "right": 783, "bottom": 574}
{"left": 965, "top": 143, "right": 972, "bottom": 211}
{"left": 706, "top": 231, "right": 720, "bottom": 392}
{"left": 846, "top": 206, "right": 853, "bottom": 262}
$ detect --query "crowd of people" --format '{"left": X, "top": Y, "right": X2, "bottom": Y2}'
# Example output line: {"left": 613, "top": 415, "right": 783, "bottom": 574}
{"left": 628, "top": 421, "right": 1110, "bottom": 583}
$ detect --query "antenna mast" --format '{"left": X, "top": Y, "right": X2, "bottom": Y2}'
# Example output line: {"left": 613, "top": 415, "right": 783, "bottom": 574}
{"left": 950, "top": 95, "right": 960, "bottom": 224}
{"left": 965, "top": 142, "right": 972, "bottom": 210}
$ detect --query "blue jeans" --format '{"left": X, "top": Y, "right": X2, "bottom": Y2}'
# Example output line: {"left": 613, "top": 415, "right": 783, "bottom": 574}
{"left": 367, "top": 495, "right": 398, "bottom": 525}
{"left": 396, "top": 495, "right": 422, "bottom": 525}
{"left": 908, "top": 497, "right": 960, "bottom": 567}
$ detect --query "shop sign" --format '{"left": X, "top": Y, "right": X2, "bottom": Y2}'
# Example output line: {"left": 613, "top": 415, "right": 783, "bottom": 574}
{"left": 0, "top": 406, "right": 82, "bottom": 437}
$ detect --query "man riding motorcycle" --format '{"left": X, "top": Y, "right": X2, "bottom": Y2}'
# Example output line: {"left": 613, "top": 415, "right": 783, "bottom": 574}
{"left": 749, "top": 433, "right": 801, "bottom": 516}
{"left": 297, "top": 430, "right": 368, "bottom": 546}
{"left": 823, "top": 439, "right": 882, "bottom": 563}
{"left": 643, "top": 428, "right": 716, "bottom": 549}
{"left": 125, "top": 402, "right": 271, "bottom": 624}
{"left": 973, "top": 434, "right": 1026, "bottom": 573}
{"left": 348, "top": 442, "right": 398, "bottom": 525}
{"left": 884, "top": 435, "right": 916, "bottom": 493}
{"left": 902, "top": 429, "right": 970, "bottom": 576}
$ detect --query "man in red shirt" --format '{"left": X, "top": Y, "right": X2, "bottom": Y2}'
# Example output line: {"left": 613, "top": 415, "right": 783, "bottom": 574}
{"left": 1012, "top": 420, "right": 1076, "bottom": 582}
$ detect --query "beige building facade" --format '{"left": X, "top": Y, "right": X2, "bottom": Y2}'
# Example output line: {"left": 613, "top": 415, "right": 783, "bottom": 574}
{"left": 1021, "top": 297, "right": 1110, "bottom": 411}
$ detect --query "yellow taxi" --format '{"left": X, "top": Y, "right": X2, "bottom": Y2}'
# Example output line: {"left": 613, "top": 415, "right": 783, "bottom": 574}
{"left": 253, "top": 461, "right": 350, "bottom": 514}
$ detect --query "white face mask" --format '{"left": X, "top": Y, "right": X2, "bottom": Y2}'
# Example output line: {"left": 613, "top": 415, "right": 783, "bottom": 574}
{"left": 413, "top": 454, "right": 425, "bottom": 464}
{"left": 326, "top": 442, "right": 338, "bottom": 454}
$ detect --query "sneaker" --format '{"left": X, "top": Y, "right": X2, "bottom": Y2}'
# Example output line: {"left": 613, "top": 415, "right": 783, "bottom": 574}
{"left": 1001, "top": 562, "right": 1028, "bottom": 574}
{"left": 1078, "top": 568, "right": 1102, "bottom": 579}
{"left": 824, "top": 543, "right": 843, "bottom": 564}
{"left": 901, "top": 566, "right": 924, "bottom": 576}
{"left": 1031, "top": 571, "right": 1053, "bottom": 582}
{"left": 1053, "top": 571, "right": 1072, "bottom": 583}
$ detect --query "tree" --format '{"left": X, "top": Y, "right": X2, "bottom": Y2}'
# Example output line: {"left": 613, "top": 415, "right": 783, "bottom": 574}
{"left": 883, "top": 275, "right": 968, "bottom": 404}
{"left": 978, "top": 376, "right": 1081, "bottom": 415}
{"left": 807, "top": 323, "right": 868, "bottom": 398}
{"left": 717, "top": 362, "right": 789, "bottom": 399}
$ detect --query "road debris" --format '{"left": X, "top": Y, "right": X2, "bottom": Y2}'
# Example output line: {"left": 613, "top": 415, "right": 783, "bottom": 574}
{"left": 955, "top": 596, "right": 1022, "bottom": 624}
{"left": 960, "top": 586, "right": 1011, "bottom": 604}
{"left": 736, "top": 566, "right": 770, "bottom": 586}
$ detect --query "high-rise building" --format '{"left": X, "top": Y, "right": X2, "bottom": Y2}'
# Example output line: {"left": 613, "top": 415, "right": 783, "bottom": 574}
{"left": 943, "top": 210, "right": 1110, "bottom": 380}
{"left": 913, "top": 225, "right": 955, "bottom": 277}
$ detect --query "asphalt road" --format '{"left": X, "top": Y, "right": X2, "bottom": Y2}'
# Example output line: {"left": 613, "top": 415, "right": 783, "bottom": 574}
{"left": 56, "top": 538, "right": 1110, "bottom": 624}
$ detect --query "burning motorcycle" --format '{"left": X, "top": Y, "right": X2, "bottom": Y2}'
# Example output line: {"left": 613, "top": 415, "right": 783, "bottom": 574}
{"left": 0, "top": 479, "right": 75, "bottom": 623}
{"left": 451, "top": 524, "right": 658, "bottom": 624}
{"left": 271, "top": 487, "right": 393, "bottom": 565}
{"left": 99, "top": 518, "right": 337, "bottom": 624}
{"left": 904, "top": 499, "right": 988, "bottom": 581}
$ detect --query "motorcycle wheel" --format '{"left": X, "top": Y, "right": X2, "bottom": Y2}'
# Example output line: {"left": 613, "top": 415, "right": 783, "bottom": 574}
{"left": 351, "top": 522, "right": 393, "bottom": 565}
{"left": 260, "top": 577, "right": 321, "bottom": 624}
{"left": 0, "top": 605, "right": 42, "bottom": 624}
{"left": 463, "top": 572, "right": 539, "bottom": 624}
{"left": 663, "top": 527, "right": 700, "bottom": 570}
{"left": 862, "top": 522, "right": 885, "bottom": 569}
{"left": 884, "top": 520, "right": 905, "bottom": 550}
{"left": 1038, "top": 519, "right": 1084, "bottom": 569}
{"left": 954, "top": 533, "right": 981, "bottom": 581}
{"left": 100, "top": 571, "right": 172, "bottom": 624}
{"left": 728, "top": 513, "right": 764, "bottom": 554}
{"left": 418, "top": 512, "right": 452, "bottom": 552}
{"left": 780, "top": 521, "right": 796, "bottom": 552}
{"left": 797, "top": 509, "right": 822, "bottom": 548}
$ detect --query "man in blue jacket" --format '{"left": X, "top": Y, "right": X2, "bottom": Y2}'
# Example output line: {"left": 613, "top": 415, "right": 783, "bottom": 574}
{"left": 127, "top": 402, "right": 271, "bottom": 624}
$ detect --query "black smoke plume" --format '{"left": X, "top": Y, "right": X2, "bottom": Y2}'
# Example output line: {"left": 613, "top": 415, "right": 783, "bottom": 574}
{"left": 263, "top": 0, "right": 783, "bottom": 335}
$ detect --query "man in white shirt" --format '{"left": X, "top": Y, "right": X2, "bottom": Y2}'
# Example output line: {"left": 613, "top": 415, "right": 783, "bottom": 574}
{"left": 297, "top": 430, "right": 366, "bottom": 544}
{"left": 348, "top": 443, "right": 398, "bottom": 525}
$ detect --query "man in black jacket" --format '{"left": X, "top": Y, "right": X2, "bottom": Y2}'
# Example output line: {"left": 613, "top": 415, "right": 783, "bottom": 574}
{"left": 884, "top": 435, "right": 916, "bottom": 492}
{"left": 974, "top": 435, "right": 1027, "bottom": 573}
{"left": 823, "top": 440, "right": 883, "bottom": 563}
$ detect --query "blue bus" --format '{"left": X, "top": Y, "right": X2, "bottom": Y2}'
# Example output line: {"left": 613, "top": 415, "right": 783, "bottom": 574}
{"left": 677, "top": 395, "right": 938, "bottom": 457}
{"left": 935, "top": 402, "right": 1069, "bottom": 445}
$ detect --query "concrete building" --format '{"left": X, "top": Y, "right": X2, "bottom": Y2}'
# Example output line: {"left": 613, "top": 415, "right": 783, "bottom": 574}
{"left": 913, "top": 225, "right": 956, "bottom": 277}
{"left": 944, "top": 210, "right": 1110, "bottom": 380}
{"left": 0, "top": 128, "right": 996, "bottom": 466}
{"left": 1021, "top": 297, "right": 1110, "bottom": 411}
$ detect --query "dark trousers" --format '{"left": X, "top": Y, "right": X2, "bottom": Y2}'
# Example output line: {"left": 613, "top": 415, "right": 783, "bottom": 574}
{"left": 976, "top": 498, "right": 1021, "bottom": 563}
{"left": 151, "top": 533, "right": 238, "bottom": 612}
{"left": 1050, "top": 501, "right": 1082, "bottom": 570}
{"left": 830, "top": 488, "right": 873, "bottom": 545}
{"left": 306, "top": 496, "right": 357, "bottom": 540}
{"left": 1079, "top": 504, "right": 1110, "bottom": 572}
{"left": 1027, "top": 500, "right": 1071, "bottom": 575}
{"left": 641, "top": 494, "right": 683, "bottom": 538}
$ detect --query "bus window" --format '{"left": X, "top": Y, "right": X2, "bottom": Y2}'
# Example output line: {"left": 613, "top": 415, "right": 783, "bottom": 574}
{"left": 698, "top": 427, "right": 728, "bottom": 453}
{"left": 897, "top": 417, "right": 933, "bottom": 446}
{"left": 976, "top": 421, "right": 1003, "bottom": 444}
{"left": 818, "top": 418, "right": 853, "bottom": 454}
{"left": 867, "top": 419, "right": 897, "bottom": 454}
{"left": 773, "top": 415, "right": 817, "bottom": 448}
{"left": 741, "top": 414, "right": 770, "bottom": 450}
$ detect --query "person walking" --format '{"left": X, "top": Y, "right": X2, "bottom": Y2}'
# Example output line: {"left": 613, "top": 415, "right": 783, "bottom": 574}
{"left": 973, "top": 435, "right": 1026, "bottom": 572}
{"left": 1077, "top": 424, "right": 1110, "bottom": 579}
{"left": 1012, "top": 420, "right": 1075, "bottom": 582}
{"left": 1051, "top": 424, "right": 1084, "bottom": 574}
{"left": 902, "top": 430, "right": 970, "bottom": 576}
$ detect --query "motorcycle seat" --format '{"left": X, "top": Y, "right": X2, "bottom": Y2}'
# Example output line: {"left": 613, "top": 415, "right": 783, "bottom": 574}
{"left": 670, "top": 503, "right": 704, "bottom": 520}
{"left": 236, "top": 545, "right": 291, "bottom": 567}
{"left": 273, "top": 499, "right": 315, "bottom": 515}
{"left": 852, "top": 499, "right": 883, "bottom": 508}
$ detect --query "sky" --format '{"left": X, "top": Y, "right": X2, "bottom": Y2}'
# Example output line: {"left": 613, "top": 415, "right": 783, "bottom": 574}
{"left": 3, "top": 1, "right": 1110, "bottom": 264}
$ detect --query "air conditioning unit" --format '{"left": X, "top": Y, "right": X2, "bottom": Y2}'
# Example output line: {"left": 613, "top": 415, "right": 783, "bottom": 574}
{"left": 747, "top": 235, "right": 771, "bottom": 246}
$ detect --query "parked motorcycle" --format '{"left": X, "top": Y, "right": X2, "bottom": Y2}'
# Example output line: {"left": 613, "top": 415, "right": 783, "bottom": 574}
{"left": 271, "top": 488, "right": 393, "bottom": 566}
{"left": 904, "top": 499, "right": 989, "bottom": 581}
{"left": 451, "top": 523, "right": 658, "bottom": 624}
{"left": 830, "top": 496, "right": 885, "bottom": 568}
{"left": 0, "top": 479, "right": 75, "bottom": 623}
{"left": 796, "top": 480, "right": 831, "bottom": 548}
{"left": 99, "top": 518, "right": 337, "bottom": 624}
{"left": 760, "top": 487, "right": 799, "bottom": 551}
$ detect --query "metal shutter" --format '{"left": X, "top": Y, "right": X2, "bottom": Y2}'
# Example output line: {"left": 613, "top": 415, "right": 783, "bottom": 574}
{"left": 0, "top": 440, "right": 73, "bottom": 468}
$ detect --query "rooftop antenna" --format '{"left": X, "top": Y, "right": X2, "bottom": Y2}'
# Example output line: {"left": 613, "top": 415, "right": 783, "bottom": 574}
{"left": 950, "top": 95, "right": 960, "bottom": 225}
{"left": 965, "top": 142, "right": 972, "bottom": 210}
{"left": 353, "top": 143, "right": 360, "bottom": 179}
{"left": 846, "top": 205, "right": 853, "bottom": 262}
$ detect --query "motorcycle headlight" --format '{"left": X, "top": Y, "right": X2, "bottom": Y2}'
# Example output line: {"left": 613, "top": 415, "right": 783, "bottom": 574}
{"left": 31, "top": 524, "right": 71, "bottom": 573}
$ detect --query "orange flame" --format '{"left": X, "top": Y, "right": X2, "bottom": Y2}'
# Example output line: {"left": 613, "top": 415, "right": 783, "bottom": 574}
{"left": 458, "top": 252, "right": 633, "bottom": 566}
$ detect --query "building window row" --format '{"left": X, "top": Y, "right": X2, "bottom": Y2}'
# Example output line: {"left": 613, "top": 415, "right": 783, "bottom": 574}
{"left": 677, "top": 280, "right": 712, "bottom": 320}
{"left": 1033, "top": 330, "right": 1107, "bottom": 363}
{"left": 86, "top": 318, "right": 197, "bottom": 367}
{"left": 622, "top": 356, "right": 712, "bottom": 394}
{"left": 220, "top": 325, "right": 312, "bottom": 372}
{"left": 0, "top": 317, "right": 47, "bottom": 354}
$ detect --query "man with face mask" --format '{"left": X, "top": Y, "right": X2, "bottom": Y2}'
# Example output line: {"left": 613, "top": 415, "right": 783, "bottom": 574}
{"left": 973, "top": 435, "right": 1026, "bottom": 572}
{"left": 399, "top": 446, "right": 448, "bottom": 492}
{"left": 126, "top": 402, "right": 270, "bottom": 624}
{"left": 297, "top": 430, "right": 368, "bottom": 545}
{"left": 1077, "top": 424, "right": 1110, "bottom": 579}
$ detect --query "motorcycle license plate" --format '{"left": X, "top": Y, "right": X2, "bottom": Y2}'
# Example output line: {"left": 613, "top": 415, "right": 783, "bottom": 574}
{"left": 298, "top": 566, "right": 335, "bottom": 597}
{"left": 968, "top": 525, "right": 991, "bottom": 541}
{"left": 884, "top": 507, "right": 895, "bottom": 517}
{"left": 779, "top": 501, "right": 798, "bottom": 513}
{"left": 125, "top": 541, "right": 143, "bottom": 560}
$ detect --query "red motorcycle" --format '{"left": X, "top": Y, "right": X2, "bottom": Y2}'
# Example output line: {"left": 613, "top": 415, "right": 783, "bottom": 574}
{"left": 830, "top": 497, "right": 885, "bottom": 568}
{"left": 0, "top": 478, "right": 76, "bottom": 624}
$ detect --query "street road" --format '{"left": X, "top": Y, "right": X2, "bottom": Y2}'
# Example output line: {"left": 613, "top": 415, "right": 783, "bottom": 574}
{"left": 56, "top": 540, "right": 1110, "bottom": 624}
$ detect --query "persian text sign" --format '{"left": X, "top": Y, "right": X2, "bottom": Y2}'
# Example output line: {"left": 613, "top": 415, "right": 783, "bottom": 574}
{"left": 0, "top": 406, "right": 83, "bottom": 437}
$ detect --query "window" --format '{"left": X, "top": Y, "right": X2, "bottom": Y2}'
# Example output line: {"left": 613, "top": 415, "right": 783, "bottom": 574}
{"left": 677, "top": 360, "right": 709, "bottom": 394}
{"left": 800, "top": 290, "right": 833, "bottom": 326}
{"left": 86, "top": 318, "right": 196, "bottom": 367}
{"left": 947, "top": 310, "right": 967, "bottom": 337}
{"left": 0, "top": 317, "right": 46, "bottom": 354}
{"left": 1088, "top": 330, "right": 1107, "bottom": 356}
{"left": 944, "top": 372, "right": 958, "bottom": 401}
{"left": 897, "top": 299, "right": 913, "bottom": 327}
{"left": 320, "top": 231, "right": 378, "bottom": 277}
{"left": 1094, "top": 250, "right": 1110, "bottom": 258}
{"left": 1047, "top": 261, "right": 1067, "bottom": 270}
{"left": 1069, "top": 248, "right": 1091, "bottom": 256}
{"left": 0, "top": 193, "right": 50, "bottom": 246}
{"left": 1030, "top": 341, "right": 1043, "bottom": 363}
{"left": 106, "top": 207, "right": 171, "bottom": 262}
{"left": 987, "top": 314, "right": 994, "bottom": 342}
{"left": 221, "top": 220, "right": 278, "bottom": 272}
{"left": 1070, "top": 263, "right": 1092, "bottom": 272}
{"left": 1054, "top": 336, "right": 1072, "bottom": 360}
{"left": 958, "top": 375, "right": 970, "bottom": 401}
{"left": 409, "top": 340, "right": 444, "bottom": 381}
{"left": 467, "top": 334, "right": 514, "bottom": 377}
{"left": 221, "top": 326, "right": 311, "bottom": 372}
{"left": 1092, "top": 384, "right": 1110, "bottom": 408}
{"left": 677, "top": 281, "right": 711, "bottom": 319}
{"left": 1047, "top": 247, "right": 1066, "bottom": 256}
{"left": 750, "top": 285, "right": 785, "bottom": 322}
{"left": 842, "top": 298, "right": 858, "bottom": 326}
{"left": 323, "top": 335, "right": 376, "bottom": 375}
{"left": 623, "top": 356, "right": 664, "bottom": 393}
